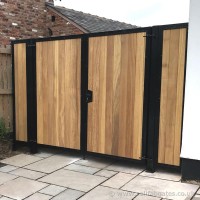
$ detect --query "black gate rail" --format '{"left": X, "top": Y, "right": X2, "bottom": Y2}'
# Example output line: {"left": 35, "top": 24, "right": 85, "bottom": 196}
{"left": 11, "top": 22, "right": 188, "bottom": 172}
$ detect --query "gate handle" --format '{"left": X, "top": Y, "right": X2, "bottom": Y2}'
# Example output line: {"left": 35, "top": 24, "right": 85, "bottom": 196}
{"left": 86, "top": 90, "right": 93, "bottom": 103}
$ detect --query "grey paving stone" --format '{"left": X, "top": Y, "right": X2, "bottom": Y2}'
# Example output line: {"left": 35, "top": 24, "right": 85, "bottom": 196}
{"left": 39, "top": 169, "right": 106, "bottom": 192}
{"left": 79, "top": 186, "right": 137, "bottom": 200}
{"left": 0, "top": 172, "right": 17, "bottom": 185}
{"left": 0, "top": 154, "right": 42, "bottom": 167}
{"left": 52, "top": 189, "right": 84, "bottom": 200}
{"left": 24, "top": 193, "right": 52, "bottom": 200}
{"left": 25, "top": 154, "right": 80, "bottom": 173}
{"left": 34, "top": 152, "right": 54, "bottom": 158}
{"left": 64, "top": 164, "right": 100, "bottom": 174}
{"left": 95, "top": 169, "right": 117, "bottom": 178}
{"left": 9, "top": 168, "right": 46, "bottom": 180}
{"left": 193, "top": 195, "right": 200, "bottom": 200}
{"left": 105, "top": 162, "right": 144, "bottom": 175}
{"left": 74, "top": 157, "right": 112, "bottom": 169}
{"left": 197, "top": 189, "right": 200, "bottom": 195}
{"left": 0, "top": 165, "right": 18, "bottom": 173}
{"left": 122, "top": 175, "right": 199, "bottom": 200}
{"left": 39, "top": 185, "right": 66, "bottom": 196}
{"left": 0, "top": 177, "right": 48, "bottom": 199}
{"left": 102, "top": 172, "right": 136, "bottom": 189}
{"left": 192, "top": 195, "right": 200, "bottom": 200}
{"left": 140, "top": 169, "right": 181, "bottom": 181}
{"left": 0, "top": 197, "right": 15, "bottom": 200}
{"left": 134, "top": 194, "right": 161, "bottom": 200}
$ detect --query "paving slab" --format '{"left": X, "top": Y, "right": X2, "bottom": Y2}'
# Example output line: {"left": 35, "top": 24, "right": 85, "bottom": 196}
{"left": 39, "top": 169, "right": 107, "bottom": 192}
{"left": 134, "top": 194, "right": 161, "bottom": 200}
{"left": 0, "top": 197, "right": 15, "bottom": 200}
{"left": 105, "top": 162, "right": 144, "bottom": 175}
{"left": 64, "top": 164, "right": 100, "bottom": 174}
{"left": 102, "top": 172, "right": 136, "bottom": 189}
{"left": 74, "top": 157, "right": 113, "bottom": 169}
{"left": 0, "top": 172, "right": 17, "bottom": 185}
{"left": 95, "top": 169, "right": 117, "bottom": 178}
{"left": 193, "top": 195, "right": 200, "bottom": 200}
{"left": 25, "top": 154, "right": 80, "bottom": 173}
{"left": 52, "top": 189, "right": 84, "bottom": 200}
{"left": 140, "top": 169, "right": 181, "bottom": 181}
{"left": 9, "top": 168, "right": 46, "bottom": 180}
{"left": 0, "top": 177, "right": 48, "bottom": 200}
{"left": 24, "top": 193, "right": 52, "bottom": 200}
{"left": 39, "top": 185, "right": 66, "bottom": 196}
{"left": 192, "top": 195, "right": 200, "bottom": 200}
{"left": 79, "top": 186, "right": 137, "bottom": 200}
{"left": 0, "top": 154, "right": 42, "bottom": 167}
{"left": 0, "top": 165, "right": 18, "bottom": 173}
{"left": 197, "top": 189, "right": 200, "bottom": 195}
{"left": 122, "top": 175, "right": 199, "bottom": 200}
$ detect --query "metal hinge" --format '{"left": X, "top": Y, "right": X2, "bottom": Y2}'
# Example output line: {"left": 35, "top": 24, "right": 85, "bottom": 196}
{"left": 86, "top": 90, "right": 93, "bottom": 103}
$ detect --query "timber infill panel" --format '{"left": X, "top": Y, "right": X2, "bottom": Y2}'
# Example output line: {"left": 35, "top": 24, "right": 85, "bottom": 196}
{"left": 158, "top": 28, "right": 187, "bottom": 166}
{"left": 87, "top": 32, "right": 146, "bottom": 159}
{"left": 14, "top": 43, "right": 27, "bottom": 142}
{"left": 36, "top": 39, "right": 81, "bottom": 149}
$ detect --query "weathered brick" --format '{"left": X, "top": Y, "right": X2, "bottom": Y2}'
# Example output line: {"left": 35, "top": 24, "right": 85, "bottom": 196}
{"left": 0, "top": 0, "right": 83, "bottom": 45}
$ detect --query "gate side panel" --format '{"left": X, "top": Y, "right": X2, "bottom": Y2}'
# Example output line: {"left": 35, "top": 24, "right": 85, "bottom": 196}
{"left": 87, "top": 32, "right": 146, "bottom": 159}
{"left": 36, "top": 39, "right": 81, "bottom": 149}
{"left": 158, "top": 28, "right": 187, "bottom": 166}
{"left": 14, "top": 43, "right": 27, "bottom": 142}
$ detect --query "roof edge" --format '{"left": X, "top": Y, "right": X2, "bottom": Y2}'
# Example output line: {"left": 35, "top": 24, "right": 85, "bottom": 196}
{"left": 46, "top": 3, "right": 89, "bottom": 33}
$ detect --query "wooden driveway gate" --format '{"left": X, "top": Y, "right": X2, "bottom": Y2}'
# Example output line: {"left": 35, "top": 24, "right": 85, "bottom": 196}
{"left": 12, "top": 23, "right": 188, "bottom": 171}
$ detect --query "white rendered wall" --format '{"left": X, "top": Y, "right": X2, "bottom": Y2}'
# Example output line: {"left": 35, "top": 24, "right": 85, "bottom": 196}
{"left": 181, "top": 0, "right": 200, "bottom": 160}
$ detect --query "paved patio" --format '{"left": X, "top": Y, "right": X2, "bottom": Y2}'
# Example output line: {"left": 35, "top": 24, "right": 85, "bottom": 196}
{"left": 0, "top": 149, "right": 199, "bottom": 200}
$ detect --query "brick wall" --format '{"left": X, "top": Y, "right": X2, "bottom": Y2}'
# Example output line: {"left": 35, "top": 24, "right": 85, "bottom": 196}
{"left": 45, "top": 8, "right": 83, "bottom": 36}
{"left": 0, "top": 0, "right": 83, "bottom": 46}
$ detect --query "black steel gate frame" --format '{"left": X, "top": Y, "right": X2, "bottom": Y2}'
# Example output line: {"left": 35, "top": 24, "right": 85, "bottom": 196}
{"left": 11, "top": 23, "right": 188, "bottom": 172}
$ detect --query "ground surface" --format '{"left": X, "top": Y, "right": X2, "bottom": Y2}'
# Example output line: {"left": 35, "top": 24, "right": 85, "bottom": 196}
{"left": 0, "top": 148, "right": 200, "bottom": 200}
{"left": 0, "top": 140, "right": 28, "bottom": 160}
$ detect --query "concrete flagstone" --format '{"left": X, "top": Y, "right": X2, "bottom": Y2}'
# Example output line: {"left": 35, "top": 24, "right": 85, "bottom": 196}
{"left": 9, "top": 168, "right": 46, "bottom": 180}
{"left": 192, "top": 195, "right": 200, "bottom": 200}
{"left": 79, "top": 186, "right": 137, "bottom": 200}
{"left": 24, "top": 193, "right": 52, "bottom": 200}
{"left": 25, "top": 154, "right": 80, "bottom": 173}
{"left": 102, "top": 172, "right": 136, "bottom": 189}
{"left": 0, "top": 172, "right": 17, "bottom": 185}
{"left": 39, "top": 185, "right": 66, "bottom": 196}
{"left": 197, "top": 189, "right": 200, "bottom": 195}
{"left": 0, "top": 165, "right": 18, "bottom": 173}
{"left": 140, "top": 169, "right": 181, "bottom": 181}
{"left": 95, "top": 169, "right": 117, "bottom": 178}
{"left": 0, "top": 177, "right": 48, "bottom": 200}
{"left": 122, "top": 175, "right": 199, "bottom": 200}
{"left": 0, "top": 197, "right": 15, "bottom": 200}
{"left": 74, "top": 157, "right": 113, "bottom": 169}
{"left": 39, "top": 169, "right": 107, "bottom": 192}
{"left": 64, "top": 164, "right": 100, "bottom": 174}
{"left": 134, "top": 194, "right": 161, "bottom": 200}
{"left": 105, "top": 162, "right": 144, "bottom": 175}
{"left": 51, "top": 189, "right": 84, "bottom": 200}
{"left": 0, "top": 154, "right": 42, "bottom": 167}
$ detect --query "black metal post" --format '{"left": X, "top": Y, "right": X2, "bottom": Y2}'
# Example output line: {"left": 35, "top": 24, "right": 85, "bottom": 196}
{"left": 26, "top": 41, "right": 38, "bottom": 154}
{"left": 80, "top": 36, "right": 89, "bottom": 159}
{"left": 145, "top": 26, "right": 163, "bottom": 172}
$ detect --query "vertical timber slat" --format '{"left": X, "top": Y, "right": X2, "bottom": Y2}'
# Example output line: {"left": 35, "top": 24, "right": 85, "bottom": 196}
{"left": 87, "top": 32, "right": 146, "bottom": 159}
{"left": 14, "top": 43, "right": 27, "bottom": 141}
{"left": 36, "top": 39, "right": 81, "bottom": 149}
{"left": 158, "top": 28, "right": 187, "bottom": 166}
